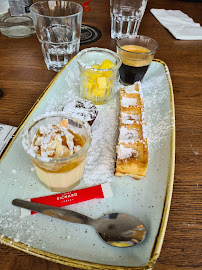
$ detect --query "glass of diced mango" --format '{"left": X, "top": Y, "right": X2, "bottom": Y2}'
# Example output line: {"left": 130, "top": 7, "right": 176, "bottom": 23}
{"left": 77, "top": 48, "right": 122, "bottom": 105}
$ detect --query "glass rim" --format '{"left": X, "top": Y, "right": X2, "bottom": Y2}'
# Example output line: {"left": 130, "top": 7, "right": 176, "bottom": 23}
{"left": 30, "top": 0, "right": 83, "bottom": 19}
{"left": 22, "top": 112, "right": 91, "bottom": 164}
{"left": 77, "top": 47, "right": 122, "bottom": 72}
{"left": 116, "top": 35, "right": 159, "bottom": 55}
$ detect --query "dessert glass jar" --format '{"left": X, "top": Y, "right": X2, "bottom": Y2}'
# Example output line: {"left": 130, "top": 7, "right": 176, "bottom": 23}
{"left": 22, "top": 113, "right": 91, "bottom": 192}
{"left": 77, "top": 47, "right": 121, "bottom": 105}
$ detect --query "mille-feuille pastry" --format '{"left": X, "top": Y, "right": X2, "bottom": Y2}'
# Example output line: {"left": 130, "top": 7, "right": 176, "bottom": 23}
{"left": 115, "top": 82, "right": 148, "bottom": 180}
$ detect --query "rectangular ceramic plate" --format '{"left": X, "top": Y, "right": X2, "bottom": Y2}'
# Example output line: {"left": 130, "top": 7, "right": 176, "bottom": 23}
{"left": 0, "top": 58, "right": 175, "bottom": 270}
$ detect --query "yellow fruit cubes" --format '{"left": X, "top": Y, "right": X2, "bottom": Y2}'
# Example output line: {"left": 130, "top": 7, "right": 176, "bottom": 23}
{"left": 82, "top": 59, "right": 115, "bottom": 103}
{"left": 100, "top": 59, "right": 115, "bottom": 69}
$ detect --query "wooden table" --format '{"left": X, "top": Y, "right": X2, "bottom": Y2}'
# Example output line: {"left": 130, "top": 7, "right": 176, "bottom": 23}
{"left": 0, "top": 0, "right": 202, "bottom": 269}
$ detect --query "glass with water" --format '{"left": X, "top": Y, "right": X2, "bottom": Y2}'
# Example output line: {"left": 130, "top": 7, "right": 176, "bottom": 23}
{"left": 110, "top": 0, "right": 147, "bottom": 39}
{"left": 30, "top": 1, "right": 82, "bottom": 72}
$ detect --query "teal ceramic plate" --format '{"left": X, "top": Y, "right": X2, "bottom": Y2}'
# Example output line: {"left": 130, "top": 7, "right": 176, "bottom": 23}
{"left": 0, "top": 58, "right": 175, "bottom": 270}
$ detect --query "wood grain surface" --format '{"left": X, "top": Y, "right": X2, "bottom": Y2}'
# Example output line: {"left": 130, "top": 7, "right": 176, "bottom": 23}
{"left": 0, "top": 0, "right": 202, "bottom": 269}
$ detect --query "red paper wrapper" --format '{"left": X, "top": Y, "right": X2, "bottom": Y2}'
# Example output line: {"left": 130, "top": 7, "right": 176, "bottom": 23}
{"left": 20, "top": 183, "right": 113, "bottom": 217}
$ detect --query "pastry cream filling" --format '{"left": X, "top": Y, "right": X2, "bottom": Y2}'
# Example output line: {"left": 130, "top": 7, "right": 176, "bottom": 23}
{"left": 34, "top": 159, "right": 86, "bottom": 189}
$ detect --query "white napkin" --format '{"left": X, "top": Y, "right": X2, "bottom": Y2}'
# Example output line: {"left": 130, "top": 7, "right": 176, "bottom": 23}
{"left": 0, "top": 124, "right": 17, "bottom": 155}
{"left": 150, "top": 8, "right": 202, "bottom": 40}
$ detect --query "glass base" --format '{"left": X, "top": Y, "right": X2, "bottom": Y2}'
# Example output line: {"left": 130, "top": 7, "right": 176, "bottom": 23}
{"left": 38, "top": 178, "right": 81, "bottom": 192}
{"left": 80, "top": 94, "right": 112, "bottom": 105}
{"left": 119, "top": 78, "right": 133, "bottom": 86}
{"left": 0, "top": 14, "right": 35, "bottom": 38}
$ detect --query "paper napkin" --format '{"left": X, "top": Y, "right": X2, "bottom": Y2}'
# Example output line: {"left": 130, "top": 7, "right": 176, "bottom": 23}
{"left": 150, "top": 9, "right": 202, "bottom": 40}
{"left": 0, "top": 124, "right": 17, "bottom": 155}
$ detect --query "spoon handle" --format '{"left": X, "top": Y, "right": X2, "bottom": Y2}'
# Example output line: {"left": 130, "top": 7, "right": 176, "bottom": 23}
{"left": 12, "top": 199, "right": 93, "bottom": 225}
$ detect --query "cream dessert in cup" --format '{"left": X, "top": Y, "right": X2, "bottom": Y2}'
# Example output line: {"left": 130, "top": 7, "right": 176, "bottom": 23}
{"left": 22, "top": 112, "right": 91, "bottom": 192}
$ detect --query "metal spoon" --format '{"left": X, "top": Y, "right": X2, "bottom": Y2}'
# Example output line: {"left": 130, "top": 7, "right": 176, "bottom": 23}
{"left": 12, "top": 199, "right": 146, "bottom": 248}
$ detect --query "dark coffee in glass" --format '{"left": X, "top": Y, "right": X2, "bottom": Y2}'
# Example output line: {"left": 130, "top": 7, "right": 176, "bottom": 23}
{"left": 116, "top": 36, "right": 158, "bottom": 85}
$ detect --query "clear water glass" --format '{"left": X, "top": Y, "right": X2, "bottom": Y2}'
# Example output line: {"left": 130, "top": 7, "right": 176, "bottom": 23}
{"left": 30, "top": 1, "right": 83, "bottom": 72}
{"left": 110, "top": 0, "right": 148, "bottom": 39}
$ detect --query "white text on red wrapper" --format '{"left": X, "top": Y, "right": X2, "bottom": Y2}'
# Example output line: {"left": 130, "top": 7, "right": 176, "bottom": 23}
{"left": 57, "top": 193, "right": 78, "bottom": 200}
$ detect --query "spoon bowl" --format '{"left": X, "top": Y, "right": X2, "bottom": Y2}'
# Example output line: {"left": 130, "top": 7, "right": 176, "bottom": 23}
{"left": 90, "top": 213, "right": 146, "bottom": 247}
{"left": 12, "top": 199, "right": 146, "bottom": 247}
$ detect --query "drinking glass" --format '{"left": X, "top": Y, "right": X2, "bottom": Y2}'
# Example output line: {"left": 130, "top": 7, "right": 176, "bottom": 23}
{"left": 116, "top": 35, "right": 158, "bottom": 84}
{"left": 0, "top": 0, "right": 35, "bottom": 38}
{"left": 30, "top": 1, "right": 83, "bottom": 72}
{"left": 110, "top": 0, "right": 148, "bottom": 39}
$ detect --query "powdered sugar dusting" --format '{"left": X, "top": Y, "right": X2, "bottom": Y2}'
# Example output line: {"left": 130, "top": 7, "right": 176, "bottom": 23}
{"left": 121, "top": 97, "right": 138, "bottom": 107}
{"left": 82, "top": 98, "right": 119, "bottom": 186}
{"left": 122, "top": 83, "right": 139, "bottom": 93}
{"left": 121, "top": 112, "right": 141, "bottom": 124}
{"left": 119, "top": 126, "right": 139, "bottom": 143}
{"left": 117, "top": 144, "right": 138, "bottom": 159}
{"left": 142, "top": 73, "right": 174, "bottom": 148}
{"left": 63, "top": 99, "right": 98, "bottom": 126}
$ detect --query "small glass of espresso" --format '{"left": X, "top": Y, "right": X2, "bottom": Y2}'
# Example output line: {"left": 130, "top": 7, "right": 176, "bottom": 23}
{"left": 116, "top": 35, "right": 158, "bottom": 85}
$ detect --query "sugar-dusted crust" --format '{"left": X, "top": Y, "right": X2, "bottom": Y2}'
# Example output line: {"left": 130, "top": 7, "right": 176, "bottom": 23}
{"left": 115, "top": 82, "right": 148, "bottom": 180}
